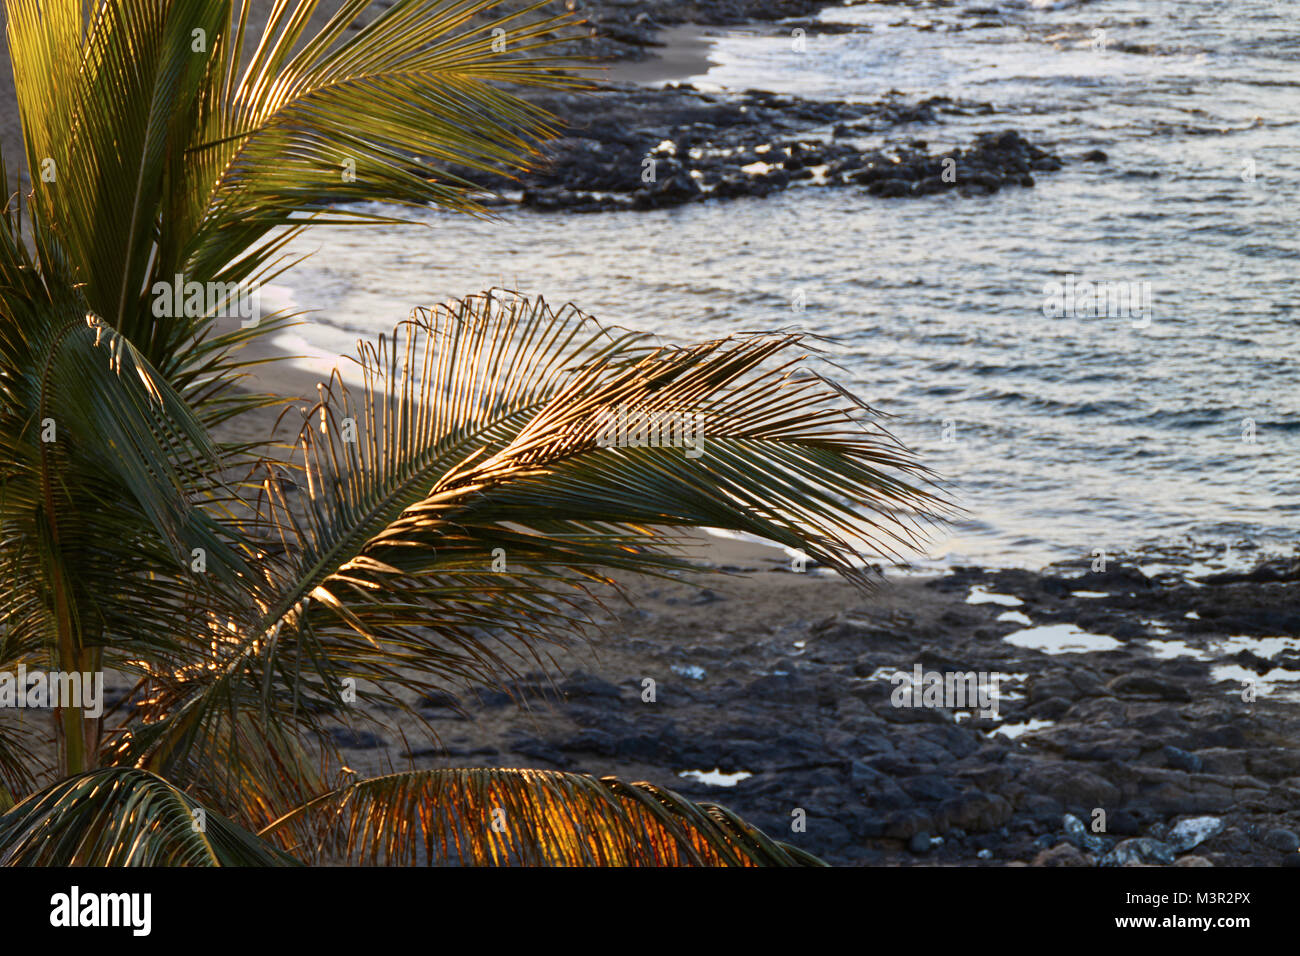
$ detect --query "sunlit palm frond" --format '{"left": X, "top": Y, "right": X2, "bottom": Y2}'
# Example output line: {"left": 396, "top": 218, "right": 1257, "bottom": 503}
{"left": 7, "top": 0, "right": 231, "bottom": 335}
{"left": 112, "top": 706, "right": 331, "bottom": 837}
{"left": 128, "top": 291, "right": 941, "bottom": 797}
{"left": 284, "top": 289, "right": 942, "bottom": 597}
{"left": 265, "top": 768, "right": 825, "bottom": 866}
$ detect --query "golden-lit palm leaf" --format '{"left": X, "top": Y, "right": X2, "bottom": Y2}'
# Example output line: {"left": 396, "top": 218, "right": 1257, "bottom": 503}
{"left": 110, "top": 707, "right": 331, "bottom": 836}
{"left": 0, "top": 767, "right": 300, "bottom": 865}
{"left": 125, "top": 292, "right": 941, "bottom": 805}
{"left": 280, "top": 291, "right": 941, "bottom": 620}
{"left": 265, "top": 768, "right": 824, "bottom": 866}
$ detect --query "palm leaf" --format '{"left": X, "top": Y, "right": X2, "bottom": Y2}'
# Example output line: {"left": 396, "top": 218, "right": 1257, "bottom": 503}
{"left": 0, "top": 716, "right": 44, "bottom": 800}
{"left": 0, "top": 292, "right": 258, "bottom": 666}
{"left": 6, "top": 0, "right": 585, "bottom": 432}
{"left": 265, "top": 768, "right": 824, "bottom": 866}
{"left": 0, "top": 766, "right": 300, "bottom": 865}
{"left": 7, "top": 0, "right": 231, "bottom": 332}
{"left": 121, "top": 292, "right": 942, "bottom": 814}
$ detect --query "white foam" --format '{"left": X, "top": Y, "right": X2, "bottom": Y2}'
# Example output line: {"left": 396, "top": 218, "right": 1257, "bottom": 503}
{"left": 989, "top": 719, "right": 1055, "bottom": 740}
{"left": 1211, "top": 665, "right": 1300, "bottom": 701}
{"left": 1144, "top": 639, "right": 1210, "bottom": 661}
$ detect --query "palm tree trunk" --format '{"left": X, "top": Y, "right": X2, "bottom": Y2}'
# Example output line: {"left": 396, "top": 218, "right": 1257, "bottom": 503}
{"left": 50, "top": 557, "right": 86, "bottom": 777}
{"left": 37, "top": 410, "right": 91, "bottom": 776}
{"left": 81, "top": 644, "right": 103, "bottom": 766}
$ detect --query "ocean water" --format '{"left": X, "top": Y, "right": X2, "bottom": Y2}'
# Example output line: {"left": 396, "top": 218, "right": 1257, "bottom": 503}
{"left": 271, "top": 0, "right": 1300, "bottom": 570}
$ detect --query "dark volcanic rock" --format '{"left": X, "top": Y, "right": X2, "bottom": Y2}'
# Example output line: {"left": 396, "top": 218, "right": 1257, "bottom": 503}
{"left": 407, "top": 552, "right": 1300, "bottom": 866}
{"left": 328, "top": 727, "right": 387, "bottom": 750}
{"left": 560, "top": 671, "right": 625, "bottom": 700}
{"left": 448, "top": 86, "right": 1067, "bottom": 213}
{"left": 1107, "top": 674, "right": 1193, "bottom": 702}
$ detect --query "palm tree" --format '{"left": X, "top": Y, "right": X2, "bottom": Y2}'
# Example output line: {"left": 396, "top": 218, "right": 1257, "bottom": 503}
{"left": 0, "top": 0, "right": 940, "bottom": 866}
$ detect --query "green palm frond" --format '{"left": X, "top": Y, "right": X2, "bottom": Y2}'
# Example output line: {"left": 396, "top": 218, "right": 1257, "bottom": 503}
{"left": 8, "top": 0, "right": 232, "bottom": 333}
{"left": 265, "top": 768, "right": 824, "bottom": 866}
{"left": 0, "top": 293, "right": 256, "bottom": 664}
{"left": 0, "top": 767, "right": 300, "bottom": 865}
{"left": 6, "top": 0, "right": 583, "bottom": 414}
{"left": 193, "top": 0, "right": 580, "bottom": 225}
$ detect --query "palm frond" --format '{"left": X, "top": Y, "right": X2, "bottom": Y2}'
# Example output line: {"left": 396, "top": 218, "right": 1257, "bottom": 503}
{"left": 0, "top": 292, "right": 257, "bottom": 663}
{"left": 124, "top": 291, "right": 942, "bottom": 798}
{"left": 112, "top": 707, "right": 331, "bottom": 837}
{"left": 265, "top": 768, "right": 824, "bottom": 866}
{"left": 194, "top": 0, "right": 582, "bottom": 228}
{"left": 0, "top": 766, "right": 300, "bottom": 865}
{"left": 7, "top": 0, "right": 231, "bottom": 332}
{"left": 0, "top": 716, "right": 45, "bottom": 800}
{"left": 6, "top": 0, "right": 584, "bottom": 424}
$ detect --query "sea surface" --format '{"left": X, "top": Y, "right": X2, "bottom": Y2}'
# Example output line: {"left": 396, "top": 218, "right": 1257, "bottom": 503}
{"left": 271, "top": 0, "right": 1300, "bottom": 571}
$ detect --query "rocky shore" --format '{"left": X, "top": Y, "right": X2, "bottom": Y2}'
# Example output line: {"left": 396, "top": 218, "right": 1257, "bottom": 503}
{"left": 433, "top": 0, "right": 1106, "bottom": 213}
{"left": 559, "top": 0, "right": 847, "bottom": 63}
{"left": 465, "top": 84, "right": 1075, "bottom": 212}
{"left": 327, "top": 547, "right": 1300, "bottom": 867}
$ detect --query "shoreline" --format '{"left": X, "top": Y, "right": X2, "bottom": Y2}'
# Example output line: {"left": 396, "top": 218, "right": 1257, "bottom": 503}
{"left": 288, "top": 546, "right": 1300, "bottom": 867}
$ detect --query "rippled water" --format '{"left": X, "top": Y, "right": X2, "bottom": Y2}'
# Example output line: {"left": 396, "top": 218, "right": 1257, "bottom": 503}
{"left": 273, "top": 0, "right": 1300, "bottom": 569}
